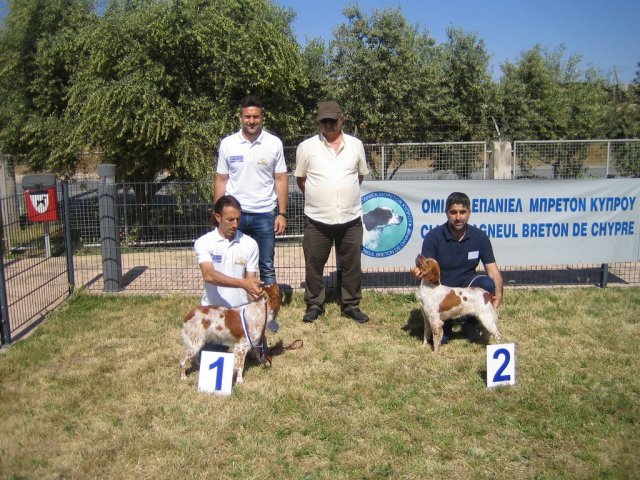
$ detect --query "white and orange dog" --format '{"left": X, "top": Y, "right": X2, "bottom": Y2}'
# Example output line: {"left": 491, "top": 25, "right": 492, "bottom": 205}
{"left": 180, "top": 284, "right": 281, "bottom": 383}
{"left": 414, "top": 255, "right": 502, "bottom": 352}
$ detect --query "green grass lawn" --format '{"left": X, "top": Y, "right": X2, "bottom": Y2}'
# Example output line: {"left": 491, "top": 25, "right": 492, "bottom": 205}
{"left": 1, "top": 288, "right": 639, "bottom": 479}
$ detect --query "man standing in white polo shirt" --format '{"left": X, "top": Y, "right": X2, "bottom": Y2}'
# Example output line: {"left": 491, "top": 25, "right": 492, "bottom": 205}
{"left": 194, "top": 195, "right": 263, "bottom": 308}
{"left": 294, "top": 101, "right": 370, "bottom": 324}
{"left": 214, "top": 95, "right": 288, "bottom": 287}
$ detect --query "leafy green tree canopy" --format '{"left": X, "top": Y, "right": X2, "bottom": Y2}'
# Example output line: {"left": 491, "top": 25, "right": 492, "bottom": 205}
{"left": 66, "top": 0, "right": 307, "bottom": 180}
{"left": 1, "top": 0, "right": 308, "bottom": 180}
{"left": 439, "top": 27, "right": 496, "bottom": 141}
{"left": 498, "top": 44, "right": 620, "bottom": 141}
{"left": 326, "top": 4, "right": 442, "bottom": 143}
{"left": 1, "top": 1, "right": 637, "bottom": 181}
{"left": 0, "top": 0, "right": 93, "bottom": 160}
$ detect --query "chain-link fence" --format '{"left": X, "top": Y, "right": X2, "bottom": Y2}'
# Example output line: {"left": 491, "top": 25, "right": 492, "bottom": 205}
{"left": 70, "top": 140, "right": 639, "bottom": 297}
{"left": 2, "top": 140, "right": 639, "bottom": 343}
{"left": 513, "top": 139, "right": 640, "bottom": 179}
{"left": 0, "top": 185, "right": 72, "bottom": 344}
{"left": 67, "top": 175, "right": 639, "bottom": 297}
{"left": 285, "top": 141, "right": 490, "bottom": 180}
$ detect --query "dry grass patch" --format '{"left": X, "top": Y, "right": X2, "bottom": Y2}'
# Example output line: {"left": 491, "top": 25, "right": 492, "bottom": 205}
{"left": 0, "top": 288, "right": 639, "bottom": 479}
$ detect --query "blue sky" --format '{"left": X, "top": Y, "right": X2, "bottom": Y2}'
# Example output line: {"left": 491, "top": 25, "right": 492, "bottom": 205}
{"left": 1, "top": 0, "right": 638, "bottom": 83}
{"left": 275, "top": 0, "right": 640, "bottom": 84}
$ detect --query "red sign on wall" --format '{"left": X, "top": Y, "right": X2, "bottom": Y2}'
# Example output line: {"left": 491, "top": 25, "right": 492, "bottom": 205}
{"left": 24, "top": 187, "right": 59, "bottom": 222}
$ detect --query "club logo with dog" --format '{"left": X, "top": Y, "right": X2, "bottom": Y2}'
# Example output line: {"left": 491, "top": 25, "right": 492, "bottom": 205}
{"left": 29, "top": 193, "right": 50, "bottom": 214}
{"left": 361, "top": 191, "right": 413, "bottom": 258}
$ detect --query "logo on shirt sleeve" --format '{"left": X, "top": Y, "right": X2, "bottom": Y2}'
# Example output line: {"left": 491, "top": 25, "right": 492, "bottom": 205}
{"left": 229, "top": 155, "right": 244, "bottom": 163}
{"left": 212, "top": 254, "right": 223, "bottom": 263}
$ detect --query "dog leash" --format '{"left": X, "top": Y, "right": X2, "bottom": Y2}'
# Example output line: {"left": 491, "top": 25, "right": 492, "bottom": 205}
{"left": 240, "top": 295, "right": 304, "bottom": 362}
{"left": 240, "top": 302, "right": 271, "bottom": 366}
{"left": 268, "top": 338, "right": 304, "bottom": 355}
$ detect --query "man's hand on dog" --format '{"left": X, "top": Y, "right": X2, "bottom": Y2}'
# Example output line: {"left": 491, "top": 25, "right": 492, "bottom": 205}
{"left": 244, "top": 277, "right": 264, "bottom": 300}
{"left": 411, "top": 267, "right": 424, "bottom": 280}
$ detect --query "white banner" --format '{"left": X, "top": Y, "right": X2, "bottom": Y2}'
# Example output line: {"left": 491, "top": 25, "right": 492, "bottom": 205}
{"left": 360, "top": 179, "right": 640, "bottom": 267}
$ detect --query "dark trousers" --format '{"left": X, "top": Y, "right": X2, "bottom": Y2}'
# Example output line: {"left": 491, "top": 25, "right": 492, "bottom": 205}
{"left": 302, "top": 216, "right": 363, "bottom": 311}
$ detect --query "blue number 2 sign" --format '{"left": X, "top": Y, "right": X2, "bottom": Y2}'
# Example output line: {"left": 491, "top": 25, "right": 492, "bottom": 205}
{"left": 487, "top": 343, "right": 516, "bottom": 388}
{"left": 198, "top": 351, "right": 234, "bottom": 395}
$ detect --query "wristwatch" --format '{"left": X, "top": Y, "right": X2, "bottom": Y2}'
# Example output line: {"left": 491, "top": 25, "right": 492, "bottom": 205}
{"left": 277, "top": 212, "right": 288, "bottom": 219}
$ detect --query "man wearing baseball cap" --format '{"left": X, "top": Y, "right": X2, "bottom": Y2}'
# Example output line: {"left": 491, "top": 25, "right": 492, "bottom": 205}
{"left": 294, "top": 101, "right": 370, "bottom": 324}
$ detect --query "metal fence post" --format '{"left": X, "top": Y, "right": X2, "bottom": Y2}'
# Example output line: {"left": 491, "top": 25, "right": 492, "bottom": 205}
{"left": 62, "top": 181, "right": 75, "bottom": 294}
{"left": 0, "top": 202, "right": 11, "bottom": 345}
{"left": 600, "top": 263, "right": 609, "bottom": 288}
{"left": 483, "top": 142, "right": 487, "bottom": 180}
{"left": 97, "top": 164, "right": 123, "bottom": 292}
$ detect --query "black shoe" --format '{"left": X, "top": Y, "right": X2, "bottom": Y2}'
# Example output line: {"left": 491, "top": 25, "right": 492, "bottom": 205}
{"left": 443, "top": 321, "right": 453, "bottom": 337}
{"left": 341, "top": 308, "right": 369, "bottom": 323}
{"left": 440, "top": 320, "right": 453, "bottom": 344}
{"left": 303, "top": 307, "right": 322, "bottom": 323}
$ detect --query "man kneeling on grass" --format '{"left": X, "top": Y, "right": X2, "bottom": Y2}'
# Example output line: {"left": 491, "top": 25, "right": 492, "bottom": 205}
{"left": 195, "top": 195, "right": 263, "bottom": 308}
{"left": 411, "top": 191, "right": 504, "bottom": 343}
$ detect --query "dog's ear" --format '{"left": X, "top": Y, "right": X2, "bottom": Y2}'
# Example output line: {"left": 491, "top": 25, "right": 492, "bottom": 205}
{"left": 483, "top": 291, "right": 494, "bottom": 306}
{"left": 363, "top": 211, "right": 376, "bottom": 231}
{"left": 264, "top": 283, "right": 280, "bottom": 297}
{"left": 264, "top": 284, "right": 281, "bottom": 311}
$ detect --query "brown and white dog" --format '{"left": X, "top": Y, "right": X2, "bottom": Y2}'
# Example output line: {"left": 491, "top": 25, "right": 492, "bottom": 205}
{"left": 180, "top": 284, "right": 281, "bottom": 383}
{"left": 414, "top": 255, "right": 502, "bottom": 352}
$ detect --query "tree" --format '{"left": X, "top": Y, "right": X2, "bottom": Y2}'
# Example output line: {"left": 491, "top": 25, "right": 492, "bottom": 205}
{"left": 63, "top": 0, "right": 307, "bottom": 180}
{"left": 498, "top": 46, "right": 618, "bottom": 141}
{"left": 607, "top": 62, "right": 640, "bottom": 140}
{"left": 564, "top": 70, "right": 613, "bottom": 139}
{"left": 439, "top": 27, "right": 496, "bottom": 142}
{"left": 1, "top": 0, "right": 308, "bottom": 180}
{"left": 298, "top": 38, "right": 329, "bottom": 134}
{"left": 498, "top": 46, "right": 638, "bottom": 177}
{"left": 499, "top": 46, "right": 590, "bottom": 178}
{"left": 426, "top": 28, "right": 499, "bottom": 178}
{"left": 0, "top": 0, "right": 94, "bottom": 166}
{"left": 612, "top": 61, "right": 640, "bottom": 177}
{"left": 326, "top": 5, "right": 442, "bottom": 145}
{"left": 498, "top": 45, "right": 574, "bottom": 140}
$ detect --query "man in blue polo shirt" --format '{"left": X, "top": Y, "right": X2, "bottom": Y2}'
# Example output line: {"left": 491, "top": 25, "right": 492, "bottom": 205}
{"left": 413, "top": 191, "right": 504, "bottom": 342}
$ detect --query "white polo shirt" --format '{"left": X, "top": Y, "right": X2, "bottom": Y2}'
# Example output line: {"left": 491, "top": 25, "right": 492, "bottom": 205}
{"left": 194, "top": 228, "right": 259, "bottom": 308}
{"left": 294, "top": 132, "right": 369, "bottom": 224}
{"left": 217, "top": 129, "right": 286, "bottom": 213}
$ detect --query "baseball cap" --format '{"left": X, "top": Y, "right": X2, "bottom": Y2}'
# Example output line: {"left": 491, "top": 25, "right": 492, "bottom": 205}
{"left": 317, "top": 101, "right": 343, "bottom": 121}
